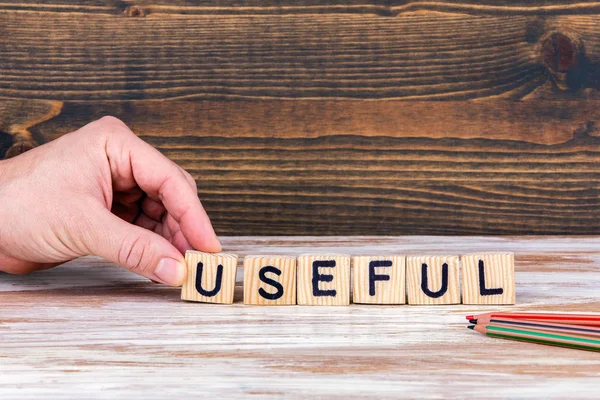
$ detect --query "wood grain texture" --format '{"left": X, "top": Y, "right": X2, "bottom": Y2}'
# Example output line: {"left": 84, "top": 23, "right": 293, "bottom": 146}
{"left": 462, "top": 252, "right": 516, "bottom": 304}
{"left": 9, "top": 1, "right": 600, "bottom": 13}
{"left": 3, "top": 1, "right": 600, "bottom": 235}
{"left": 0, "top": 99, "right": 62, "bottom": 158}
{"left": 297, "top": 254, "right": 351, "bottom": 305}
{"left": 1, "top": 236, "right": 600, "bottom": 399}
{"left": 3, "top": 2, "right": 600, "bottom": 101}
{"left": 243, "top": 255, "right": 297, "bottom": 305}
{"left": 2, "top": 98, "right": 600, "bottom": 236}
{"left": 181, "top": 251, "right": 238, "bottom": 303}
{"left": 352, "top": 255, "right": 406, "bottom": 304}
{"left": 406, "top": 255, "right": 461, "bottom": 304}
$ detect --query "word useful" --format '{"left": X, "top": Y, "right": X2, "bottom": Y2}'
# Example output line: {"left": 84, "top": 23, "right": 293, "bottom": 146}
{"left": 180, "top": 251, "right": 515, "bottom": 306}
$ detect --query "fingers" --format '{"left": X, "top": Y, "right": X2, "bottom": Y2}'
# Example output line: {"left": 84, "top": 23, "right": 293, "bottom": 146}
{"left": 111, "top": 202, "right": 139, "bottom": 224}
{"left": 87, "top": 210, "right": 187, "bottom": 286}
{"left": 134, "top": 213, "right": 160, "bottom": 232}
{"left": 163, "top": 213, "right": 194, "bottom": 254}
{"left": 101, "top": 117, "right": 221, "bottom": 253}
{"left": 132, "top": 212, "right": 193, "bottom": 255}
{"left": 140, "top": 196, "right": 166, "bottom": 221}
{"left": 111, "top": 188, "right": 144, "bottom": 222}
{"left": 113, "top": 187, "right": 144, "bottom": 205}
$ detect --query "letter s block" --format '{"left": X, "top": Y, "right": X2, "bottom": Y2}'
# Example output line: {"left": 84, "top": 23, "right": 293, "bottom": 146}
{"left": 353, "top": 256, "right": 406, "bottom": 304}
{"left": 243, "top": 255, "right": 297, "bottom": 305}
{"left": 181, "top": 251, "right": 238, "bottom": 304}
{"left": 406, "top": 255, "right": 460, "bottom": 305}
{"left": 297, "top": 255, "right": 350, "bottom": 306}
{"left": 462, "top": 253, "right": 515, "bottom": 305}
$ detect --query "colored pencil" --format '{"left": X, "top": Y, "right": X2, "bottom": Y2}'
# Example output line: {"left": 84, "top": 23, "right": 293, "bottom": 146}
{"left": 466, "top": 312, "right": 600, "bottom": 326}
{"left": 477, "top": 318, "right": 600, "bottom": 338}
{"left": 469, "top": 323, "right": 600, "bottom": 352}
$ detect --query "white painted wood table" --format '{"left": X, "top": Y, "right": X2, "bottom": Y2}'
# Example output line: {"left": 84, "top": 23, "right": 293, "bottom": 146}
{"left": 1, "top": 236, "right": 599, "bottom": 399}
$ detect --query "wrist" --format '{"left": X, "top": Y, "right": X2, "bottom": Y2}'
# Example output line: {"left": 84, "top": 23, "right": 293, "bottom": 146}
{"left": 0, "top": 157, "right": 14, "bottom": 220}
{"left": 0, "top": 158, "right": 9, "bottom": 256}
{"left": 0, "top": 158, "right": 10, "bottom": 186}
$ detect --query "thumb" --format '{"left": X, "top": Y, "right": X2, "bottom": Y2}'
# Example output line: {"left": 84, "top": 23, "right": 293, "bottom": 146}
{"left": 87, "top": 211, "right": 187, "bottom": 286}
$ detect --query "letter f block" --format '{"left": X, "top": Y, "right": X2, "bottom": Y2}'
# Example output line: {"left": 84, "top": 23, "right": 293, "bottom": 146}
{"left": 297, "top": 254, "right": 350, "bottom": 305}
{"left": 407, "top": 255, "right": 460, "bottom": 305}
{"left": 181, "top": 251, "right": 238, "bottom": 304}
{"left": 353, "top": 256, "right": 406, "bottom": 304}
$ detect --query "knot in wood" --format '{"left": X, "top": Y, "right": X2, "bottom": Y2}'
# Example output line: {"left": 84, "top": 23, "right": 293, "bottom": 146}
{"left": 124, "top": 5, "right": 145, "bottom": 17}
{"left": 541, "top": 33, "right": 578, "bottom": 73}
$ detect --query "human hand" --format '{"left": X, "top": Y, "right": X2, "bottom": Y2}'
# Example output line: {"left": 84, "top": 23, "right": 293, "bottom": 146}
{"left": 0, "top": 116, "right": 221, "bottom": 285}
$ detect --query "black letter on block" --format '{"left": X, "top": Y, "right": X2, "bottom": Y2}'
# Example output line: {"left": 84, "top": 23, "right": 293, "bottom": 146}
{"left": 312, "top": 260, "right": 336, "bottom": 297}
{"left": 369, "top": 260, "right": 392, "bottom": 296}
{"left": 478, "top": 260, "right": 504, "bottom": 296}
{"left": 421, "top": 263, "right": 448, "bottom": 298}
{"left": 258, "top": 265, "right": 284, "bottom": 300}
{"left": 195, "top": 261, "right": 223, "bottom": 297}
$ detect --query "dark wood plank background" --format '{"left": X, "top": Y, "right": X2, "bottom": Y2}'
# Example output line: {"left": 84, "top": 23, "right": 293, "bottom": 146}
{"left": 2, "top": 0, "right": 600, "bottom": 235}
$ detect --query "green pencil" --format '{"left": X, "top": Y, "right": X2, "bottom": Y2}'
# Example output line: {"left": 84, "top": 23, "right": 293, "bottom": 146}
{"left": 469, "top": 323, "right": 600, "bottom": 352}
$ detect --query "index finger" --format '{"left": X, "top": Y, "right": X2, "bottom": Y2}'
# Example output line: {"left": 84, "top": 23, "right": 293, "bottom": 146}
{"left": 104, "top": 119, "right": 222, "bottom": 253}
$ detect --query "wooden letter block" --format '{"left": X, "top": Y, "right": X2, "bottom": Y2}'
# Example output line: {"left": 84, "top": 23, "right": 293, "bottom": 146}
{"left": 406, "top": 255, "right": 460, "bottom": 305}
{"left": 181, "top": 251, "right": 238, "bottom": 304}
{"left": 462, "top": 253, "right": 515, "bottom": 305}
{"left": 243, "top": 255, "right": 297, "bottom": 305}
{"left": 353, "top": 256, "right": 406, "bottom": 304}
{"left": 297, "top": 255, "right": 350, "bottom": 306}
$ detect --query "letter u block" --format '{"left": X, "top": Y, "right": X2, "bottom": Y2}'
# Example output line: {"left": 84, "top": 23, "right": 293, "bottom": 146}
{"left": 462, "top": 253, "right": 515, "bottom": 305}
{"left": 243, "top": 255, "right": 297, "bottom": 305}
{"left": 406, "top": 255, "right": 460, "bottom": 305}
{"left": 353, "top": 256, "right": 406, "bottom": 304}
{"left": 297, "top": 254, "right": 350, "bottom": 306}
{"left": 181, "top": 251, "right": 238, "bottom": 304}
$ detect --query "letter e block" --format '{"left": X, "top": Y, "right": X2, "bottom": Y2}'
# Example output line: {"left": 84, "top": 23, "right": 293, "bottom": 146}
{"left": 353, "top": 256, "right": 406, "bottom": 304}
{"left": 462, "top": 253, "right": 515, "bottom": 305}
{"left": 243, "top": 255, "right": 297, "bottom": 305}
{"left": 181, "top": 251, "right": 238, "bottom": 304}
{"left": 407, "top": 255, "right": 460, "bottom": 305}
{"left": 297, "top": 255, "right": 350, "bottom": 306}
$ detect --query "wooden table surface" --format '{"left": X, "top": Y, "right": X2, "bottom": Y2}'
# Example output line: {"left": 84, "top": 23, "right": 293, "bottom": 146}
{"left": 1, "top": 236, "right": 599, "bottom": 398}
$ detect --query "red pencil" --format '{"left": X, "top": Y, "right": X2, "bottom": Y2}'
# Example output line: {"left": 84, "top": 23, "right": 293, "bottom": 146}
{"left": 466, "top": 312, "right": 600, "bottom": 326}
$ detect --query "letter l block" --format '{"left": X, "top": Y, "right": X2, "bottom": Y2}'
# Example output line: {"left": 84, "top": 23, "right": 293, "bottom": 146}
{"left": 462, "top": 253, "right": 515, "bottom": 305}
{"left": 181, "top": 251, "right": 238, "bottom": 304}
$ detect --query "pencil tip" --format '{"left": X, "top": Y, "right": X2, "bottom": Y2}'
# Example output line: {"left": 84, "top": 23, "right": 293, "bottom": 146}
{"left": 469, "top": 319, "right": 477, "bottom": 324}
{"left": 466, "top": 315, "right": 474, "bottom": 320}
{"left": 467, "top": 325, "right": 475, "bottom": 330}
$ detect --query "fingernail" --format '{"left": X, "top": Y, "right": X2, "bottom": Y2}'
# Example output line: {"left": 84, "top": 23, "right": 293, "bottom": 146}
{"left": 154, "top": 258, "right": 186, "bottom": 286}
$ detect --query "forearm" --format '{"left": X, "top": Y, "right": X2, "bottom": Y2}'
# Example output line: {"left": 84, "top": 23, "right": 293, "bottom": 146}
{"left": 0, "top": 150, "right": 70, "bottom": 273}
